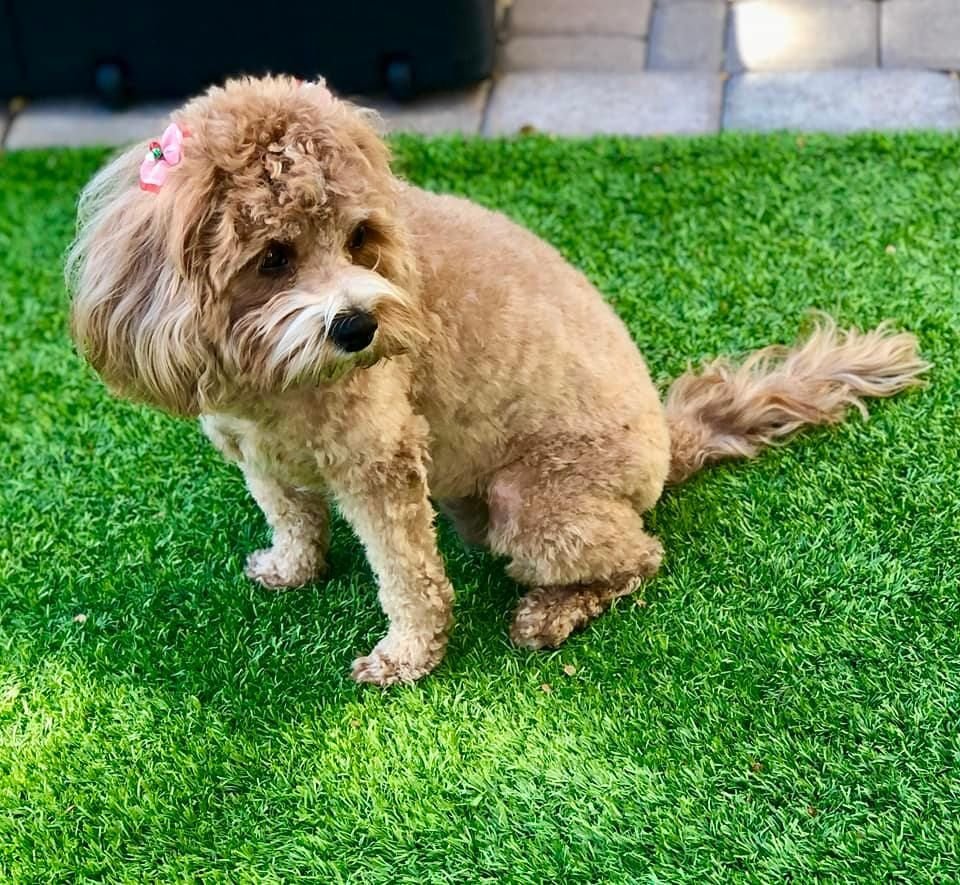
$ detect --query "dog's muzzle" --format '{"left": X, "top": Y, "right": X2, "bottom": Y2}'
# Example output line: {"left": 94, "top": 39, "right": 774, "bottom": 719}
{"left": 329, "top": 310, "right": 378, "bottom": 353}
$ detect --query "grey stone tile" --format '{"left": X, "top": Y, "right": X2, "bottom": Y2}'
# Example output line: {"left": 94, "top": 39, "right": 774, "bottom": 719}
{"left": 6, "top": 101, "right": 178, "bottom": 149}
{"left": 7, "top": 84, "right": 488, "bottom": 148}
{"left": 648, "top": 1, "right": 727, "bottom": 71}
{"left": 510, "top": 0, "right": 654, "bottom": 38}
{"left": 359, "top": 83, "right": 490, "bottom": 135}
{"left": 882, "top": 0, "right": 960, "bottom": 70}
{"left": 724, "top": 69, "right": 960, "bottom": 132}
{"left": 727, "top": 0, "right": 878, "bottom": 72}
{"left": 501, "top": 35, "right": 647, "bottom": 72}
{"left": 485, "top": 71, "right": 722, "bottom": 135}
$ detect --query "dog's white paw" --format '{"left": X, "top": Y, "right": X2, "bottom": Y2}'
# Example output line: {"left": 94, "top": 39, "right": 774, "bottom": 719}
{"left": 351, "top": 637, "right": 445, "bottom": 686}
{"left": 244, "top": 547, "right": 325, "bottom": 590}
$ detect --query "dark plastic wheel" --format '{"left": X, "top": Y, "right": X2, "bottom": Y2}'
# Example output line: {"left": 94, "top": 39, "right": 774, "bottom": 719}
{"left": 384, "top": 58, "right": 415, "bottom": 102}
{"left": 94, "top": 62, "right": 128, "bottom": 109}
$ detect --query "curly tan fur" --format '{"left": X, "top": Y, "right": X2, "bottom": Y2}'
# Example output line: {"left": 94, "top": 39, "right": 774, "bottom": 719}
{"left": 665, "top": 317, "right": 929, "bottom": 484}
{"left": 68, "top": 75, "right": 928, "bottom": 683}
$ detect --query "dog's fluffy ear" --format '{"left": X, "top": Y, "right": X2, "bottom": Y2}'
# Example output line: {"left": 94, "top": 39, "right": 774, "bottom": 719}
{"left": 67, "top": 144, "right": 211, "bottom": 417}
{"left": 344, "top": 103, "right": 393, "bottom": 186}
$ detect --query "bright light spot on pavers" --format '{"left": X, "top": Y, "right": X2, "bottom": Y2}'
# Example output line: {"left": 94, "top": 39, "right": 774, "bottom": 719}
{"left": 735, "top": 4, "right": 800, "bottom": 69}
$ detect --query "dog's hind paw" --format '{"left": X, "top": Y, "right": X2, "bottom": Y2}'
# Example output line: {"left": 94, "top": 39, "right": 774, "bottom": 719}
{"left": 244, "top": 546, "right": 325, "bottom": 590}
{"left": 510, "top": 574, "right": 645, "bottom": 650}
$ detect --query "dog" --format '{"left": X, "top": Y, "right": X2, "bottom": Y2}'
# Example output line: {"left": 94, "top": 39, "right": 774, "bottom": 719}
{"left": 67, "top": 75, "right": 928, "bottom": 685}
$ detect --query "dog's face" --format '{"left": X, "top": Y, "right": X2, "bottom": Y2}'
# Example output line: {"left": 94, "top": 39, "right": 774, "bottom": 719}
{"left": 68, "top": 76, "right": 423, "bottom": 416}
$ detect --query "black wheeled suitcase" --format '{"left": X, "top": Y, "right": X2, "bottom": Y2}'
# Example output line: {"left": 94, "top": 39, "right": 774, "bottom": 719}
{"left": 0, "top": 0, "right": 496, "bottom": 104}
{"left": 0, "top": 4, "right": 22, "bottom": 98}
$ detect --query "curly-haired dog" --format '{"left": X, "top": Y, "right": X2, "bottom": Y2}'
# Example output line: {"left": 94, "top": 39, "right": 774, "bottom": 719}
{"left": 67, "top": 76, "right": 927, "bottom": 685}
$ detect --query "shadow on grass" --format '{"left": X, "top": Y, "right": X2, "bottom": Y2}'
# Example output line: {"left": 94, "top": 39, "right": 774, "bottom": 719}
{"left": 5, "top": 444, "right": 532, "bottom": 735}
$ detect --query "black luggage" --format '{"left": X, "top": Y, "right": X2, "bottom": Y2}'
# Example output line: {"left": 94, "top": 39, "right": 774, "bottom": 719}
{"left": 0, "top": 6, "right": 22, "bottom": 97}
{"left": 0, "top": 0, "right": 496, "bottom": 104}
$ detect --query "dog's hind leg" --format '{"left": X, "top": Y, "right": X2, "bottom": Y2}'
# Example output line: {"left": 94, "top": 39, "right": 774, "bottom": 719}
{"left": 486, "top": 445, "right": 666, "bottom": 650}
{"left": 242, "top": 469, "right": 330, "bottom": 589}
{"left": 508, "top": 572, "right": 653, "bottom": 650}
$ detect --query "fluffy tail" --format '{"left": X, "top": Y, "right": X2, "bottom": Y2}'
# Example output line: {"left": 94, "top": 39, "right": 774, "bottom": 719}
{"left": 665, "top": 317, "right": 929, "bottom": 484}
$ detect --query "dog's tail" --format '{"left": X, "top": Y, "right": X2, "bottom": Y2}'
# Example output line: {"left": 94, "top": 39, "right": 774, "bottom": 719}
{"left": 665, "top": 316, "right": 928, "bottom": 484}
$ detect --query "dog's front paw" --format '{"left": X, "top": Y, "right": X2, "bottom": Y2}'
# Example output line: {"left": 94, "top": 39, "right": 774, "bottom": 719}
{"left": 351, "top": 635, "right": 446, "bottom": 686}
{"left": 244, "top": 546, "right": 325, "bottom": 590}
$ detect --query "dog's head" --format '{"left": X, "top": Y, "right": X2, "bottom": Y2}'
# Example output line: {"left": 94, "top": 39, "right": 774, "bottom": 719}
{"left": 68, "top": 75, "right": 423, "bottom": 416}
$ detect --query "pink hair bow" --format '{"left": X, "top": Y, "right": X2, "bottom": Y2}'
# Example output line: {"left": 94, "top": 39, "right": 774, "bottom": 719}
{"left": 139, "top": 123, "right": 184, "bottom": 192}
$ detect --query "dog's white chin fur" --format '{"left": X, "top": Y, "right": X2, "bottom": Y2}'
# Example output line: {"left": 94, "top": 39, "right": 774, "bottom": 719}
{"left": 232, "top": 267, "right": 414, "bottom": 391}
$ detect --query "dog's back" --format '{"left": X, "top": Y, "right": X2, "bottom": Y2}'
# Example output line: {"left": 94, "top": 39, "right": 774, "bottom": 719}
{"left": 397, "top": 185, "right": 670, "bottom": 502}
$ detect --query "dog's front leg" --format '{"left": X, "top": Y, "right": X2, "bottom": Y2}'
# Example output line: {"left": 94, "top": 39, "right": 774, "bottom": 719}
{"left": 242, "top": 468, "right": 330, "bottom": 590}
{"left": 331, "top": 442, "right": 454, "bottom": 686}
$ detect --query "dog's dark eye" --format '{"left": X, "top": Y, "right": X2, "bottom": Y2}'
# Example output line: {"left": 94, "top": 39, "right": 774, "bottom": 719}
{"left": 259, "top": 242, "right": 293, "bottom": 275}
{"left": 348, "top": 223, "right": 367, "bottom": 252}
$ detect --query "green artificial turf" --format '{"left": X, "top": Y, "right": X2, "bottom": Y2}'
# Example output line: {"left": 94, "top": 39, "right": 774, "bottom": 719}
{"left": 1, "top": 132, "right": 959, "bottom": 882}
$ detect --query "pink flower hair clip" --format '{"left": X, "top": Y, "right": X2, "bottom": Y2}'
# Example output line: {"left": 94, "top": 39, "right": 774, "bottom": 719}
{"left": 139, "top": 123, "right": 185, "bottom": 193}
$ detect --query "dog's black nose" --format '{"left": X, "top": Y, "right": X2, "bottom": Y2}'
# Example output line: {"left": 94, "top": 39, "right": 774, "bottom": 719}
{"left": 329, "top": 311, "right": 378, "bottom": 353}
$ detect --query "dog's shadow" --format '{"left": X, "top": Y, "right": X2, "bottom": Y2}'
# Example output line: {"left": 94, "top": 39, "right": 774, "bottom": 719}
{"left": 33, "top": 481, "right": 526, "bottom": 733}
{"left": 25, "top": 413, "right": 715, "bottom": 730}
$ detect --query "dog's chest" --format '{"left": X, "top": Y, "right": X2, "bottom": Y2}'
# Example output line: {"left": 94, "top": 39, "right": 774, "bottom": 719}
{"left": 201, "top": 412, "right": 331, "bottom": 489}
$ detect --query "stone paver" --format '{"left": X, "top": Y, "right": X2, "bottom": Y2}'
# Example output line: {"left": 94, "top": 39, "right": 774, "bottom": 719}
{"left": 510, "top": 0, "right": 654, "bottom": 38}
{"left": 648, "top": 1, "right": 727, "bottom": 71}
{"left": 485, "top": 71, "right": 721, "bottom": 135}
{"left": 724, "top": 70, "right": 960, "bottom": 132}
{"left": 882, "top": 0, "right": 960, "bottom": 71}
{"left": 6, "top": 101, "right": 178, "bottom": 149}
{"left": 501, "top": 35, "right": 647, "bottom": 73}
{"left": 361, "top": 83, "right": 490, "bottom": 135}
{"left": 727, "top": 0, "right": 877, "bottom": 72}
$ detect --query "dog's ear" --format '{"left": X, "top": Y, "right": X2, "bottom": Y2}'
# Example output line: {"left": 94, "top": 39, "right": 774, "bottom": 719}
{"left": 165, "top": 159, "right": 232, "bottom": 299}
{"left": 342, "top": 102, "right": 393, "bottom": 181}
{"left": 67, "top": 144, "right": 210, "bottom": 417}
